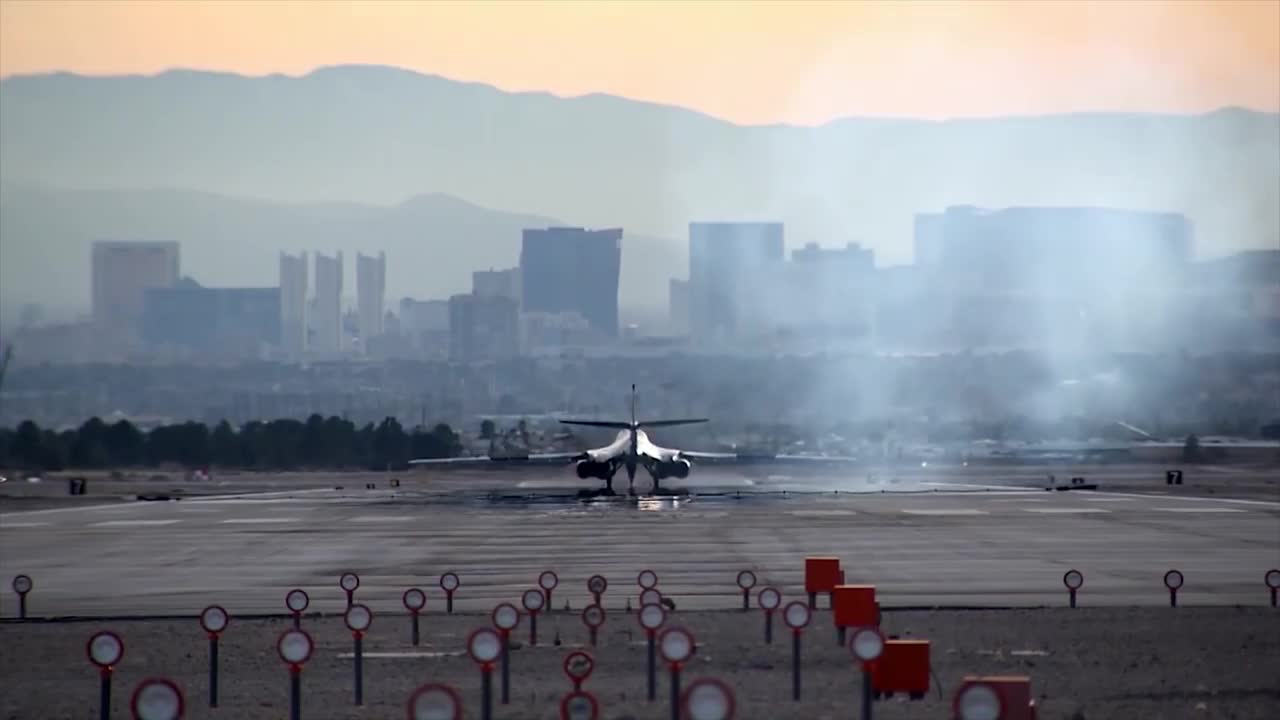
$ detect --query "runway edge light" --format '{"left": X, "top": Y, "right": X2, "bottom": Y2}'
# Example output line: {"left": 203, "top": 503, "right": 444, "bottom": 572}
{"left": 954, "top": 675, "right": 1035, "bottom": 720}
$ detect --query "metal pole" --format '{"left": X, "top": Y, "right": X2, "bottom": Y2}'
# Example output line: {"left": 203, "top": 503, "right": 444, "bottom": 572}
{"left": 545, "top": 588, "right": 553, "bottom": 610}
{"left": 590, "top": 627, "right": 598, "bottom": 647}
{"left": 670, "top": 666, "right": 681, "bottom": 720}
{"left": 293, "top": 613, "right": 300, "bottom": 630}
{"left": 345, "top": 590, "right": 353, "bottom": 611}
{"left": 500, "top": 634, "right": 510, "bottom": 705}
{"left": 765, "top": 612, "right": 773, "bottom": 644}
{"left": 209, "top": 636, "right": 219, "bottom": 708}
{"left": 1170, "top": 589, "right": 1177, "bottom": 608}
{"left": 481, "top": 669, "right": 493, "bottom": 720}
{"left": 530, "top": 613, "right": 538, "bottom": 646}
{"left": 289, "top": 667, "right": 301, "bottom": 720}
{"left": 1070, "top": 589, "right": 1077, "bottom": 609}
{"left": 807, "top": 592, "right": 816, "bottom": 609}
{"left": 647, "top": 633, "right": 656, "bottom": 701}
{"left": 18, "top": 594, "right": 26, "bottom": 620}
{"left": 837, "top": 625, "right": 846, "bottom": 647}
{"left": 447, "top": 592, "right": 454, "bottom": 614}
{"left": 99, "top": 670, "right": 111, "bottom": 720}
{"left": 353, "top": 635, "right": 363, "bottom": 706}
{"left": 411, "top": 613, "right": 420, "bottom": 646}
{"left": 861, "top": 668, "right": 873, "bottom": 720}
{"left": 1272, "top": 588, "right": 1277, "bottom": 608}
{"left": 742, "top": 590, "right": 749, "bottom": 611}
{"left": 792, "top": 631, "right": 801, "bottom": 701}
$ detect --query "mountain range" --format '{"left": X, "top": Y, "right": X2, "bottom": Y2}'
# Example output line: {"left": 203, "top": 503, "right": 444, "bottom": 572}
{"left": 1, "top": 65, "right": 1278, "bottom": 322}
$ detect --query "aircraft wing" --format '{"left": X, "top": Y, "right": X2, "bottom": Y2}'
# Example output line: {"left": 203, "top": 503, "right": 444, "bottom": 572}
{"left": 678, "top": 450, "right": 859, "bottom": 464}
{"left": 409, "top": 451, "right": 586, "bottom": 466}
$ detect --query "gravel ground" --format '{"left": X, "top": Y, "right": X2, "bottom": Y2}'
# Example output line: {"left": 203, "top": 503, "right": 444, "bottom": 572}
{"left": 3, "top": 607, "right": 1277, "bottom": 719}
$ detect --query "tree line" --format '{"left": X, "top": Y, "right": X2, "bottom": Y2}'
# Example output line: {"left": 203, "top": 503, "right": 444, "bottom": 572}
{"left": 0, "top": 416, "right": 464, "bottom": 472}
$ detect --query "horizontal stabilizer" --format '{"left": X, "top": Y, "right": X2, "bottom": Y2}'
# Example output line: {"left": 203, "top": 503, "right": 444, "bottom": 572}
{"left": 559, "top": 420, "right": 634, "bottom": 429}
{"left": 639, "top": 418, "right": 711, "bottom": 428}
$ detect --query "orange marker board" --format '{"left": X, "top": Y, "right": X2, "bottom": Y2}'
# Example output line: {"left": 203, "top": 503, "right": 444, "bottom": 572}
{"left": 870, "top": 639, "right": 930, "bottom": 695}
{"left": 804, "top": 557, "right": 841, "bottom": 594}
{"left": 832, "top": 585, "right": 877, "bottom": 628}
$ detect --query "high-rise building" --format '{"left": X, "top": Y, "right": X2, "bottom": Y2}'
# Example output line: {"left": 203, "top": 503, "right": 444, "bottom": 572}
{"left": 313, "top": 251, "right": 344, "bottom": 353}
{"left": 356, "top": 251, "right": 386, "bottom": 346}
{"left": 142, "top": 280, "right": 281, "bottom": 359}
{"left": 448, "top": 293, "right": 519, "bottom": 362}
{"left": 913, "top": 206, "right": 1192, "bottom": 289}
{"left": 91, "top": 241, "right": 180, "bottom": 334}
{"left": 669, "top": 278, "right": 690, "bottom": 336}
{"left": 520, "top": 227, "right": 622, "bottom": 337}
{"left": 472, "top": 267, "right": 521, "bottom": 304}
{"left": 279, "top": 252, "right": 308, "bottom": 358}
{"left": 687, "top": 222, "right": 784, "bottom": 337}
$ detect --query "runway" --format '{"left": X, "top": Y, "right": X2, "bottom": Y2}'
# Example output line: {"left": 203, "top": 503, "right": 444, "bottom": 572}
{"left": 1, "top": 466, "right": 1277, "bottom": 617}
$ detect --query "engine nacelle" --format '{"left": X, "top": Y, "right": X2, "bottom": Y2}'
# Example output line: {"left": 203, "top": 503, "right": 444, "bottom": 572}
{"left": 576, "top": 460, "right": 613, "bottom": 480}
{"left": 654, "top": 458, "right": 691, "bottom": 479}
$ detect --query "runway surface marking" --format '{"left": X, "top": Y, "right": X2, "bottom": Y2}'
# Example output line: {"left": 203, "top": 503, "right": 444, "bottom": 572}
{"left": 349, "top": 515, "right": 415, "bottom": 523}
{"left": 1022, "top": 508, "right": 1112, "bottom": 514}
{"left": 901, "top": 509, "right": 988, "bottom": 515}
{"left": 219, "top": 517, "right": 302, "bottom": 524}
{"left": 1083, "top": 497, "right": 1135, "bottom": 502}
{"left": 0, "top": 522, "right": 49, "bottom": 528}
{"left": 90, "top": 519, "right": 181, "bottom": 527}
{"left": 788, "top": 510, "right": 857, "bottom": 517}
{"left": 1150, "top": 507, "right": 1247, "bottom": 513}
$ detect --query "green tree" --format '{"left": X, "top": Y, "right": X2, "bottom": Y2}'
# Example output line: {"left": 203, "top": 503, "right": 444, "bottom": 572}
{"left": 480, "top": 419, "right": 496, "bottom": 440}
{"left": 209, "top": 420, "right": 240, "bottom": 467}
{"left": 10, "top": 420, "right": 43, "bottom": 467}
{"left": 1182, "top": 433, "right": 1202, "bottom": 463}
{"left": 372, "top": 417, "right": 409, "bottom": 469}
{"left": 70, "top": 417, "right": 108, "bottom": 468}
{"left": 103, "top": 420, "right": 144, "bottom": 466}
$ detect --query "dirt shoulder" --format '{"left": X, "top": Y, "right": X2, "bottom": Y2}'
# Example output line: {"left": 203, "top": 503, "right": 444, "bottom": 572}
{"left": 2, "top": 607, "right": 1277, "bottom": 719}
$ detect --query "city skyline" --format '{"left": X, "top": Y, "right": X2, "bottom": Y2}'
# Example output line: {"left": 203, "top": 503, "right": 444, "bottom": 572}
{"left": 1, "top": 0, "right": 1277, "bottom": 125}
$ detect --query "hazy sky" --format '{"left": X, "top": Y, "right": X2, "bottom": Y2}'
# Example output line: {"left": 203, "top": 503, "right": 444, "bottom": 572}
{"left": 1, "top": 0, "right": 1277, "bottom": 125}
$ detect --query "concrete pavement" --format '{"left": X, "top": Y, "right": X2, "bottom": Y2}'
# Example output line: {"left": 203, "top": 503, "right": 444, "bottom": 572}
{"left": 2, "top": 465, "right": 1277, "bottom": 617}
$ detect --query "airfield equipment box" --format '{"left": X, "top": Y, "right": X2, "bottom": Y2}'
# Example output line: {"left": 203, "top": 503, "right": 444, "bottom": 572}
{"left": 804, "top": 557, "right": 841, "bottom": 595}
{"left": 871, "top": 639, "right": 930, "bottom": 697}
{"left": 832, "top": 584, "right": 878, "bottom": 628}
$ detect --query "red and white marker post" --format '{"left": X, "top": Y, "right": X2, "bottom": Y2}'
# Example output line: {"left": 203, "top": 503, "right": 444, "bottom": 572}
{"left": 491, "top": 603, "right": 520, "bottom": 705}
{"left": 587, "top": 574, "right": 608, "bottom": 607}
{"left": 1265, "top": 569, "right": 1279, "bottom": 608}
{"left": 440, "top": 572, "right": 460, "bottom": 613}
{"left": 130, "top": 677, "right": 185, "bottom": 720}
{"left": 659, "top": 626, "right": 696, "bottom": 720}
{"left": 199, "top": 605, "right": 229, "bottom": 708}
{"left": 563, "top": 650, "right": 595, "bottom": 692}
{"left": 783, "top": 601, "right": 811, "bottom": 702}
{"left": 638, "top": 602, "right": 667, "bottom": 701}
{"left": 522, "top": 588, "right": 546, "bottom": 646}
{"left": 339, "top": 572, "right": 360, "bottom": 610}
{"left": 277, "top": 628, "right": 314, "bottom": 720}
{"left": 12, "top": 574, "right": 32, "bottom": 620}
{"left": 88, "top": 630, "right": 125, "bottom": 720}
{"left": 466, "top": 628, "right": 502, "bottom": 720}
{"left": 849, "top": 626, "right": 886, "bottom": 720}
{"left": 285, "top": 588, "right": 310, "bottom": 630}
{"left": 735, "top": 571, "right": 757, "bottom": 611}
{"left": 345, "top": 603, "right": 373, "bottom": 706}
{"left": 403, "top": 588, "right": 427, "bottom": 646}
{"left": 757, "top": 587, "right": 781, "bottom": 644}
{"left": 406, "top": 683, "right": 462, "bottom": 720}
{"left": 1164, "top": 569, "right": 1184, "bottom": 607}
{"left": 681, "top": 677, "right": 737, "bottom": 720}
{"left": 1063, "top": 569, "right": 1084, "bottom": 609}
{"left": 582, "top": 603, "right": 606, "bottom": 647}
{"left": 540, "top": 570, "right": 560, "bottom": 610}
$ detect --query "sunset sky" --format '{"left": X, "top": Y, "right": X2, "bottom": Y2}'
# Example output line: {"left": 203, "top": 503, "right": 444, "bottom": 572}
{"left": 1, "top": 0, "right": 1277, "bottom": 125}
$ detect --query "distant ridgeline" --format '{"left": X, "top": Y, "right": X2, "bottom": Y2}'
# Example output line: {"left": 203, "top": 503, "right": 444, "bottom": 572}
{"left": 0, "top": 416, "right": 463, "bottom": 472}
